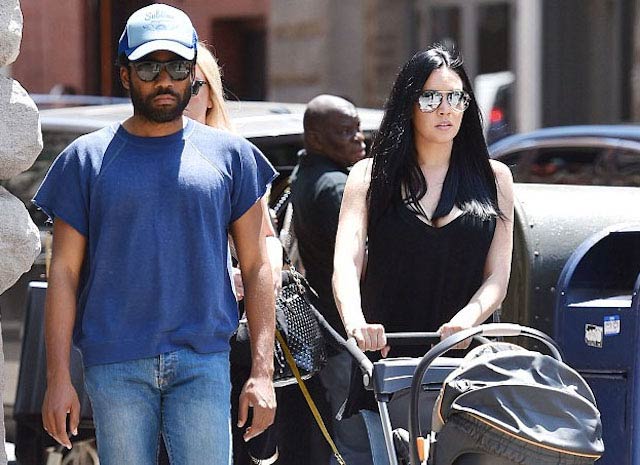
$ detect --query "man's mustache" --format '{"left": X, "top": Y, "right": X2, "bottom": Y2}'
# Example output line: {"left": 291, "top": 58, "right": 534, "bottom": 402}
{"left": 150, "top": 89, "right": 180, "bottom": 99}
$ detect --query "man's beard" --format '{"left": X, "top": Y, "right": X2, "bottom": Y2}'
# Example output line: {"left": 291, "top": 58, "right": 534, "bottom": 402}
{"left": 129, "top": 81, "right": 191, "bottom": 123}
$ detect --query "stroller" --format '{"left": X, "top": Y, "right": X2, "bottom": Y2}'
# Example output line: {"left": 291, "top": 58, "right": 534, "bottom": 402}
{"left": 338, "top": 323, "right": 604, "bottom": 465}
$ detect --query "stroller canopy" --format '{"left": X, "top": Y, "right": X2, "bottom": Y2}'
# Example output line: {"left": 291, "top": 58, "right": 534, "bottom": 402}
{"left": 432, "top": 343, "right": 604, "bottom": 463}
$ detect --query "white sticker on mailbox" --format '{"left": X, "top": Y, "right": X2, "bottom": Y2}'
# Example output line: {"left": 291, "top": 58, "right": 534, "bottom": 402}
{"left": 604, "top": 315, "right": 620, "bottom": 336}
{"left": 585, "top": 324, "right": 603, "bottom": 348}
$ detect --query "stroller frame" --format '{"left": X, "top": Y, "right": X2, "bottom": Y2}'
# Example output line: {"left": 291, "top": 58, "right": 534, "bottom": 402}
{"left": 344, "top": 323, "right": 565, "bottom": 465}
{"left": 371, "top": 354, "right": 463, "bottom": 465}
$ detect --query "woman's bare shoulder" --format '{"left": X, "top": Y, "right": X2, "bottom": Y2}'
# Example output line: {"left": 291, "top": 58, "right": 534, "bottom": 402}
{"left": 489, "top": 159, "right": 514, "bottom": 187}
{"left": 348, "top": 158, "right": 374, "bottom": 184}
{"left": 351, "top": 157, "right": 373, "bottom": 174}
{"left": 341, "top": 158, "right": 373, "bottom": 201}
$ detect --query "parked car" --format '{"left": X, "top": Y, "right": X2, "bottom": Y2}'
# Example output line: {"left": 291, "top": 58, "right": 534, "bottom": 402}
{"left": 474, "top": 71, "right": 515, "bottom": 144}
{"left": 489, "top": 125, "right": 640, "bottom": 187}
{"left": 29, "top": 94, "right": 129, "bottom": 110}
{"left": 485, "top": 80, "right": 514, "bottom": 145}
{"left": 0, "top": 101, "right": 382, "bottom": 464}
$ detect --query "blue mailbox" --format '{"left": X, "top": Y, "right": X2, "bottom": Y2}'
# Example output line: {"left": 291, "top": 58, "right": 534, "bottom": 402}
{"left": 555, "top": 224, "right": 640, "bottom": 465}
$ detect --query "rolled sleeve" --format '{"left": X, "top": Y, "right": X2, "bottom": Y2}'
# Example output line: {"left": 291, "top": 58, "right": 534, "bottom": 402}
{"left": 32, "top": 146, "right": 90, "bottom": 236}
{"left": 230, "top": 143, "right": 277, "bottom": 223}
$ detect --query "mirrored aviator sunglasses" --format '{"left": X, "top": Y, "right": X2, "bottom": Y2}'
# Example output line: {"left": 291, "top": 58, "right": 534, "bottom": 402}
{"left": 417, "top": 90, "right": 470, "bottom": 113}
{"left": 132, "top": 60, "right": 193, "bottom": 82}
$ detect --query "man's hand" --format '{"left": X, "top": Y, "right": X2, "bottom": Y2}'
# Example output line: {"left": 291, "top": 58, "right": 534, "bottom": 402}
{"left": 42, "top": 378, "right": 81, "bottom": 449}
{"left": 41, "top": 219, "right": 86, "bottom": 450}
{"left": 231, "top": 201, "right": 276, "bottom": 440}
{"left": 237, "top": 374, "right": 276, "bottom": 441}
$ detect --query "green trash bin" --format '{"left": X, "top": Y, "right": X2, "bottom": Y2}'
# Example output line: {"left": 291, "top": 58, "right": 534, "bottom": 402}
{"left": 500, "top": 183, "right": 640, "bottom": 350}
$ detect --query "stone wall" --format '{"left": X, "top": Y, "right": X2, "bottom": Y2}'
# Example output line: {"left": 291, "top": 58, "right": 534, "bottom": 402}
{"left": 268, "top": 0, "right": 330, "bottom": 103}
{"left": 0, "top": 1, "right": 43, "bottom": 462}
{"left": 268, "top": 0, "right": 415, "bottom": 107}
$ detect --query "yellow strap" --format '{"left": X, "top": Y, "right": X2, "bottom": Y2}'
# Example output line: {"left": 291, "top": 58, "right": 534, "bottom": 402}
{"left": 275, "top": 330, "right": 347, "bottom": 465}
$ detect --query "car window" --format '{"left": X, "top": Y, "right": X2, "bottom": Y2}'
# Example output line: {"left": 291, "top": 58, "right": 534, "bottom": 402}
{"left": 611, "top": 149, "right": 640, "bottom": 186}
{"left": 495, "top": 150, "right": 531, "bottom": 181}
{"left": 502, "top": 146, "right": 614, "bottom": 186}
{"left": 496, "top": 151, "right": 525, "bottom": 171}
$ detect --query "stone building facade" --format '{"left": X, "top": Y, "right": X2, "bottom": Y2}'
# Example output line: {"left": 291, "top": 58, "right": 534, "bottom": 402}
{"left": 269, "top": 0, "right": 639, "bottom": 133}
{"left": 268, "top": 0, "right": 414, "bottom": 108}
{"left": 6, "top": 0, "right": 640, "bottom": 136}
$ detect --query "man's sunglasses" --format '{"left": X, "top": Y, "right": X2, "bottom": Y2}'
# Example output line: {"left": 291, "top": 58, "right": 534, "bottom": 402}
{"left": 417, "top": 89, "right": 471, "bottom": 113}
{"left": 131, "top": 60, "right": 193, "bottom": 82}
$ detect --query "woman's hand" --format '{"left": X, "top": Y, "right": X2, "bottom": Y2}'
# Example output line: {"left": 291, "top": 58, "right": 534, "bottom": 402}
{"left": 438, "top": 320, "right": 473, "bottom": 350}
{"left": 347, "top": 322, "right": 390, "bottom": 357}
{"left": 233, "top": 261, "right": 281, "bottom": 302}
{"left": 265, "top": 236, "right": 283, "bottom": 298}
{"left": 232, "top": 267, "right": 245, "bottom": 301}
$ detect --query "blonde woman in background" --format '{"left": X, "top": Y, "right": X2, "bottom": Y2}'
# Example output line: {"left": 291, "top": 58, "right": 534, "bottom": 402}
{"left": 184, "top": 42, "right": 232, "bottom": 130}
{"left": 185, "top": 42, "right": 282, "bottom": 465}
{"left": 186, "top": 42, "right": 283, "bottom": 298}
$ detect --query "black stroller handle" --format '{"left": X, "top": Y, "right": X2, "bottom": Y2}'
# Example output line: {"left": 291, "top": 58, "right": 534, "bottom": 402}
{"left": 345, "top": 332, "right": 447, "bottom": 386}
{"left": 344, "top": 338, "right": 374, "bottom": 385}
{"left": 344, "top": 333, "right": 444, "bottom": 388}
{"left": 386, "top": 332, "right": 493, "bottom": 346}
{"left": 307, "top": 306, "right": 376, "bottom": 384}
{"left": 408, "top": 323, "right": 563, "bottom": 465}
{"left": 386, "top": 332, "right": 440, "bottom": 344}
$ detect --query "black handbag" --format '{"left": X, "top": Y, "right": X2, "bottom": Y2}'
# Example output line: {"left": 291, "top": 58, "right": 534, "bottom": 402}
{"left": 230, "top": 267, "right": 328, "bottom": 387}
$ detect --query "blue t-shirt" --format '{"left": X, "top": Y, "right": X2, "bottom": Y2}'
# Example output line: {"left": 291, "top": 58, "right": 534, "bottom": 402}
{"left": 33, "top": 119, "right": 277, "bottom": 366}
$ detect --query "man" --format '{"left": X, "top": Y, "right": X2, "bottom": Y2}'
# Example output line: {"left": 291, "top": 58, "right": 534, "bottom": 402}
{"left": 291, "top": 95, "right": 366, "bottom": 339}
{"left": 290, "top": 94, "right": 369, "bottom": 464}
{"left": 35, "top": 5, "right": 276, "bottom": 464}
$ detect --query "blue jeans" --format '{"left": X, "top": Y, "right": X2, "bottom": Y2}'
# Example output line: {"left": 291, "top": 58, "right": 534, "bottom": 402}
{"left": 319, "top": 351, "right": 390, "bottom": 465}
{"left": 361, "top": 410, "right": 391, "bottom": 465}
{"left": 84, "top": 349, "right": 232, "bottom": 465}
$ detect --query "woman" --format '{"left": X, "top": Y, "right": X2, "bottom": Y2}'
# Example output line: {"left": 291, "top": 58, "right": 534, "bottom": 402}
{"left": 186, "top": 42, "right": 283, "bottom": 298}
{"left": 185, "top": 42, "right": 282, "bottom": 465}
{"left": 184, "top": 42, "right": 231, "bottom": 130}
{"left": 332, "top": 44, "right": 514, "bottom": 464}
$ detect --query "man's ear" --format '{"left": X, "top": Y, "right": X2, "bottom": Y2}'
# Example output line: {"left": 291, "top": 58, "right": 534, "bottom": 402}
{"left": 120, "top": 66, "right": 131, "bottom": 91}
{"left": 305, "top": 128, "right": 324, "bottom": 152}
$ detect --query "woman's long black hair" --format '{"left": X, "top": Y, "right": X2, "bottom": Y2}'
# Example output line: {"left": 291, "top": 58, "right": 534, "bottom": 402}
{"left": 367, "top": 44, "right": 501, "bottom": 229}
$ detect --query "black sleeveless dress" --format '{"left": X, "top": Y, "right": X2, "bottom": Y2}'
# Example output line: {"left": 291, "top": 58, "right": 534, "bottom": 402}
{"left": 361, "top": 202, "right": 496, "bottom": 358}
{"left": 343, "top": 202, "right": 497, "bottom": 414}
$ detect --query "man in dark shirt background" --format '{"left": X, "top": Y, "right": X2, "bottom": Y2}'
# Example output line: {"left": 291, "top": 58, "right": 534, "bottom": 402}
{"left": 290, "top": 94, "right": 371, "bottom": 464}
{"left": 291, "top": 95, "right": 366, "bottom": 339}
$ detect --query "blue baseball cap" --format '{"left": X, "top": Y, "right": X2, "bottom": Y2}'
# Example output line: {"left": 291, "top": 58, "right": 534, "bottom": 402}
{"left": 118, "top": 3, "right": 198, "bottom": 61}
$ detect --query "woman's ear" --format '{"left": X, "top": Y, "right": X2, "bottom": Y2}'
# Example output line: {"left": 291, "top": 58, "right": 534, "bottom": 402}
{"left": 120, "top": 66, "right": 131, "bottom": 91}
